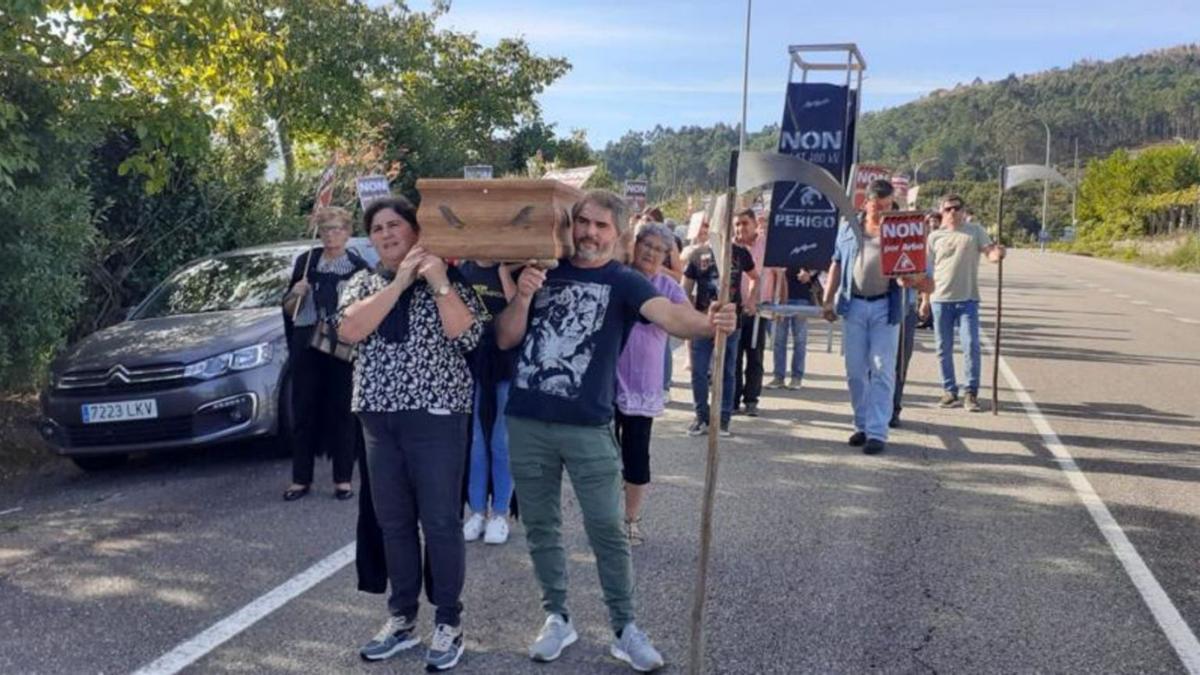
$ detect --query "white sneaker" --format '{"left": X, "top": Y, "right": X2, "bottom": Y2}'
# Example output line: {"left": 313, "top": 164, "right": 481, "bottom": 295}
{"left": 483, "top": 514, "right": 509, "bottom": 544}
{"left": 530, "top": 613, "right": 578, "bottom": 662}
{"left": 462, "top": 513, "right": 485, "bottom": 542}
{"left": 611, "top": 622, "right": 665, "bottom": 672}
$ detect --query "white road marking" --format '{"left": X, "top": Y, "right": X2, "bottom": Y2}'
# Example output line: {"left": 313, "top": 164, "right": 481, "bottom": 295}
{"left": 1153, "top": 308, "right": 1177, "bottom": 315}
{"left": 0, "top": 507, "right": 23, "bottom": 517}
{"left": 1131, "top": 300, "right": 1151, "bottom": 306}
{"left": 130, "top": 542, "right": 355, "bottom": 675}
{"left": 1176, "top": 318, "right": 1200, "bottom": 325}
{"left": 992, "top": 349, "right": 1200, "bottom": 674}
{"left": 1115, "top": 293, "right": 1131, "bottom": 299}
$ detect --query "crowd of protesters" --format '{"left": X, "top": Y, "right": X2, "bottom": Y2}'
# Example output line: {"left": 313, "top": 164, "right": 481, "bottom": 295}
{"left": 276, "top": 181, "right": 1002, "bottom": 671}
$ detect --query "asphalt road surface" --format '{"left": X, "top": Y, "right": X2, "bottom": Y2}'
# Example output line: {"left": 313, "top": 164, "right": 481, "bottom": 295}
{"left": 1, "top": 250, "right": 1198, "bottom": 674}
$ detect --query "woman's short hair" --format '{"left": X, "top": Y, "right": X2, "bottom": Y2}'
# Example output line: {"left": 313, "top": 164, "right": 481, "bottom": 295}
{"left": 636, "top": 222, "right": 676, "bottom": 250}
{"left": 310, "top": 206, "right": 353, "bottom": 232}
{"left": 363, "top": 196, "right": 420, "bottom": 234}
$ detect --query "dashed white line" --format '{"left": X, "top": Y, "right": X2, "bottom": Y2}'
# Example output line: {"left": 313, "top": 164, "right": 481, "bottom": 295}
{"left": 0, "top": 507, "right": 23, "bottom": 517}
{"left": 1115, "top": 293, "right": 1131, "bottom": 299}
{"left": 993, "top": 349, "right": 1200, "bottom": 674}
{"left": 1176, "top": 317, "right": 1200, "bottom": 325}
{"left": 1153, "top": 308, "right": 1177, "bottom": 315}
{"left": 131, "top": 543, "right": 355, "bottom": 675}
{"left": 1131, "top": 300, "right": 1151, "bottom": 306}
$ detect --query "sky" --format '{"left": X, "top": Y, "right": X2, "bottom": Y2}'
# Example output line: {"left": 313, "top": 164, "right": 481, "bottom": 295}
{"left": 408, "top": 0, "right": 1198, "bottom": 149}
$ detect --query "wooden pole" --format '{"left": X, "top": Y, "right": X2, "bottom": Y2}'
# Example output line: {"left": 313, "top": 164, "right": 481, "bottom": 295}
{"left": 992, "top": 166, "right": 1006, "bottom": 416}
{"left": 687, "top": 151, "right": 738, "bottom": 675}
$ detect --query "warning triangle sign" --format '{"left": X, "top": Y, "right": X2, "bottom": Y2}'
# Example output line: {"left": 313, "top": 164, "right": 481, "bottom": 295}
{"left": 892, "top": 251, "right": 918, "bottom": 274}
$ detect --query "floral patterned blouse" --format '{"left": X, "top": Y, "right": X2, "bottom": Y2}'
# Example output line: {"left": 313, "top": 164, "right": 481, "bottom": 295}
{"left": 337, "top": 268, "right": 485, "bottom": 414}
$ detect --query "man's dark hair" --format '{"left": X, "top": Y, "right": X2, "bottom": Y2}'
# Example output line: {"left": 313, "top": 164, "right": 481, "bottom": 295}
{"left": 941, "top": 193, "right": 965, "bottom": 208}
{"left": 866, "top": 179, "right": 894, "bottom": 199}
{"left": 735, "top": 208, "right": 756, "bottom": 221}
{"left": 643, "top": 207, "right": 664, "bottom": 223}
{"left": 363, "top": 196, "right": 419, "bottom": 234}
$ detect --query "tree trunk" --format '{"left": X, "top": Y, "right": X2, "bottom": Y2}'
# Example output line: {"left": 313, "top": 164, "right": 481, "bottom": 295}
{"left": 277, "top": 116, "right": 296, "bottom": 184}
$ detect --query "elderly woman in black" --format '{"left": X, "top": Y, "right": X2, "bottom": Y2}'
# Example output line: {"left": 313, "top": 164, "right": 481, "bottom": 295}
{"left": 337, "top": 196, "right": 484, "bottom": 672}
{"left": 281, "top": 207, "right": 370, "bottom": 501}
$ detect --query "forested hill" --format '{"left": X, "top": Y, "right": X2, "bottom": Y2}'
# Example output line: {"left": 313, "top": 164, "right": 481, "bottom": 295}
{"left": 600, "top": 45, "right": 1200, "bottom": 196}
{"left": 855, "top": 44, "right": 1200, "bottom": 180}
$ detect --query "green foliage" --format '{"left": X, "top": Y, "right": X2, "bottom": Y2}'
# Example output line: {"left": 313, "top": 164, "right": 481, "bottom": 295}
{"left": 1077, "top": 144, "right": 1200, "bottom": 242}
{"left": 0, "top": 181, "right": 96, "bottom": 387}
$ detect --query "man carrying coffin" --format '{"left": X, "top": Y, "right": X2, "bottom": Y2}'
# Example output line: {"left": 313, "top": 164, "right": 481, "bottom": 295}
{"left": 496, "top": 189, "right": 737, "bottom": 672}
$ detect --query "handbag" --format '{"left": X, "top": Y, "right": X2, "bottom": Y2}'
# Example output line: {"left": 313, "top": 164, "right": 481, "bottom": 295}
{"left": 309, "top": 320, "right": 356, "bottom": 362}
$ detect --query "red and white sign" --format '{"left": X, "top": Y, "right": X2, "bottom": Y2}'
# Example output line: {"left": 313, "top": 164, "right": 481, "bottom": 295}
{"left": 880, "top": 210, "right": 928, "bottom": 277}
{"left": 853, "top": 164, "right": 892, "bottom": 211}
{"left": 312, "top": 158, "right": 338, "bottom": 212}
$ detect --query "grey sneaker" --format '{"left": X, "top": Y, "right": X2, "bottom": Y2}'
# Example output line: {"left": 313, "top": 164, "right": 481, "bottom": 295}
{"left": 719, "top": 421, "right": 732, "bottom": 437}
{"left": 425, "top": 623, "right": 464, "bottom": 671}
{"left": 360, "top": 615, "right": 419, "bottom": 661}
{"left": 611, "top": 622, "right": 665, "bottom": 672}
{"left": 938, "top": 390, "right": 959, "bottom": 408}
{"left": 765, "top": 377, "right": 786, "bottom": 389}
{"left": 744, "top": 402, "right": 759, "bottom": 417}
{"left": 529, "top": 613, "right": 578, "bottom": 662}
{"left": 963, "top": 392, "right": 982, "bottom": 413}
{"left": 686, "top": 419, "right": 708, "bottom": 436}
{"left": 786, "top": 377, "right": 802, "bottom": 390}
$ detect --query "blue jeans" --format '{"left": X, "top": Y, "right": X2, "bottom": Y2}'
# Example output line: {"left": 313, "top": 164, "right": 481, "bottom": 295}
{"left": 843, "top": 298, "right": 899, "bottom": 441}
{"left": 772, "top": 299, "right": 810, "bottom": 379}
{"left": 469, "top": 379, "right": 513, "bottom": 515}
{"left": 690, "top": 328, "right": 740, "bottom": 425}
{"left": 932, "top": 300, "right": 981, "bottom": 395}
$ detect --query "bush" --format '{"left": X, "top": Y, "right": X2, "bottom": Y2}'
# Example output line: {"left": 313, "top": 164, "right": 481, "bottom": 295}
{"left": 0, "top": 180, "right": 96, "bottom": 388}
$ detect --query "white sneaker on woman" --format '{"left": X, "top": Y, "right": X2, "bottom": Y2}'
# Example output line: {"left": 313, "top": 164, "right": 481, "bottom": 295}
{"left": 484, "top": 515, "right": 509, "bottom": 544}
{"left": 463, "top": 513, "right": 485, "bottom": 542}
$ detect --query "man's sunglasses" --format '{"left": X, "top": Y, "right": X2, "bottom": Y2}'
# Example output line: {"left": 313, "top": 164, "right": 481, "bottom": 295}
{"left": 941, "top": 204, "right": 963, "bottom": 213}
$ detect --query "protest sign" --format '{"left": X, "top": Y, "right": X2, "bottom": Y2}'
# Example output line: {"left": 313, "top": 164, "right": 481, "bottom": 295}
{"left": 852, "top": 164, "right": 892, "bottom": 210}
{"left": 624, "top": 179, "right": 648, "bottom": 211}
{"left": 765, "top": 82, "right": 855, "bottom": 269}
{"left": 890, "top": 174, "right": 910, "bottom": 206}
{"left": 355, "top": 175, "right": 391, "bottom": 210}
{"left": 880, "top": 210, "right": 928, "bottom": 277}
{"left": 686, "top": 211, "right": 707, "bottom": 240}
{"left": 313, "top": 159, "right": 337, "bottom": 211}
{"left": 542, "top": 165, "right": 597, "bottom": 189}
{"left": 463, "top": 164, "right": 494, "bottom": 179}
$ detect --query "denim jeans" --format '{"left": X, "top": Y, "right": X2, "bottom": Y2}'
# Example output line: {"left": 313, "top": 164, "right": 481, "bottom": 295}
{"left": 468, "top": 379, "right": 513, "bottom": 515}
{"left": 932, "top": 300, "right": 981, "bottom": 395}
{"left": 772, "top": 299, "right": 810, "bottom": 380}
{"left": 690, "top": 327, "right": 740, "bottom": 425}
{"left": 842, "top": 298, "right": 899, "bottom": 441}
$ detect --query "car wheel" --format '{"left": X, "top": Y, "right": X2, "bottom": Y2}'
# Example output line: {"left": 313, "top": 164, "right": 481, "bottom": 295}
{"left": 71, "top": 454, "right": 129, "bottom": 471}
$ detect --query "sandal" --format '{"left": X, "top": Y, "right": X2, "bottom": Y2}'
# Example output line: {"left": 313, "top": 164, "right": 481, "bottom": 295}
{"left": 283, "top": 485, "right": 310, "bottom": 501}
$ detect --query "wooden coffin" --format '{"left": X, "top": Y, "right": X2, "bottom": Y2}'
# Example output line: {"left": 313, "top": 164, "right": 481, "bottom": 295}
{"left": 416, "top": 179, "right": 581, "bottom": 262}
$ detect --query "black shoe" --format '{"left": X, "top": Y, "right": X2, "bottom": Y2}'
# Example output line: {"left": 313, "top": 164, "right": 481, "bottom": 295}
{"left": 731, "top": 406, "right": 745, "bottom": 416}
{"left": 283, "top": 485, "right": 310, "bottom": 501}
{"left": 335, "top": 487, "right": 355, "bottom": 501}
{"left": 744, "top": 402, "right": 759, "bottom": 417}
{"left": 888, "top": 415, "right": 901, "bottom": 429}
{"left": 863, "top": 439, "right": 886, "bottom": 455}
{"left": 848, "top": 431, "right": 867, "bottom": 447}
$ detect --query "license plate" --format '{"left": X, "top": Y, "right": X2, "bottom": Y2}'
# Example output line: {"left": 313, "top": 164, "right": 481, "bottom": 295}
{"left": 81, "top": 399, "right": 158, "bottom": 424}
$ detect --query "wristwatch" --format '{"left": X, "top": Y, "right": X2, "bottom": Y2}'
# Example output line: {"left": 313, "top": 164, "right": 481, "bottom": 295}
{"left": 433, "top": 283, "right": 452, "bottom": 297}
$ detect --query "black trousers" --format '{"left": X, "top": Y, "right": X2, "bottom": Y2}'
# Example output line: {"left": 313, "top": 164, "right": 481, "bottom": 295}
{"left": 614, "top": 410, "right": 654, "bottom": 485}
{"left": 289, "top": 328, "right": 355, "bottom": 484}
{"left": 733, "top": 315, "right": 765, "bottom": 407}
{"left": 894, "top": 307, "right": 919, "bottom": 418}
{"left": 359, "top": 410, "right": 468, "bottom": 626}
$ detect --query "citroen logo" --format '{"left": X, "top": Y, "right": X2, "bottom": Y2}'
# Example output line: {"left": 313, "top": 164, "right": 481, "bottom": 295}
{"left": 105, "top": 365, "right": 131, "bottom": 384}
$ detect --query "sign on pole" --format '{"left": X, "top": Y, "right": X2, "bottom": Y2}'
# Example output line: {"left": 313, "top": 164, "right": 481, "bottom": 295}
{"left": 765, "top": 82, "right": 856, "bottom": 269}
{"left": 852, "top": 164, "right": 891, "bottom": 211}
{"left": 312, "top": 158, "right": 338, "bottom": 212}
{"left": 624, "top": 179, "right": 648, "bottom": 212}
{"left": 879, "top": 210, "right": 928, "bottom": 277}
{"left": 542, "top": 165, "right": 597, "bottom": 190}
{"left": 463, "top": 164, "right": 494, "bottom": 179}
{"left": 355, "top": 175, "right": 392, "bottom": 211}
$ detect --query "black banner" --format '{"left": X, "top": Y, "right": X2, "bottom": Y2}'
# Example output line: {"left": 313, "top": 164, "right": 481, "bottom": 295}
{"left": 764, "top": 82, "right": 855, "bottom": 269}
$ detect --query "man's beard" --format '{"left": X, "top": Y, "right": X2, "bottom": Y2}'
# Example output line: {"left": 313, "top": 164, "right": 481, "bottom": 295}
{"left": 574, "top": 238, "right": 612, "bottom": 262}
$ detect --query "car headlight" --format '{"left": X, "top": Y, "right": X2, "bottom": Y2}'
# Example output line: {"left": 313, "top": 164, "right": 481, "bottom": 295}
{"left": 184, "top": 342, "right": 274, "bottom": 380}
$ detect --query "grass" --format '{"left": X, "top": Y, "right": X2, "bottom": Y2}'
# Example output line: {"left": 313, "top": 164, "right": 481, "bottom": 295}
{"left": 1054, "top": 234, "right": 1200, "bottom": 272}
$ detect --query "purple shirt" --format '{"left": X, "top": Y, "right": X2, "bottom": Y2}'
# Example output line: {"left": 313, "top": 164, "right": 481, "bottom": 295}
{"left": 616, "top": 272, "right": 688, "bottom": 417}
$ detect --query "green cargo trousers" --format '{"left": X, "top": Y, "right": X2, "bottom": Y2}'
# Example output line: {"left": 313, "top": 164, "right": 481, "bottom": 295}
{"left": 507, "top": 415, "right": 635, "bottom": 635}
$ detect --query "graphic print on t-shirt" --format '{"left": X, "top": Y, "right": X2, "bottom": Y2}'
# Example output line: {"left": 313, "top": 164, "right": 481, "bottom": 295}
{"left": 516, "top": 279, "right": 611, "bottom": 399}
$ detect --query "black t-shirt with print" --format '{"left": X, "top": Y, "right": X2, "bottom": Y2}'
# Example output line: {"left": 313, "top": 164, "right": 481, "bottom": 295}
{"left": 506, "top": 258, "right": 660, "bottom": 426}
{"left": 458, "top": 262, "right": 519, "bottom": 381}
{"left": 684, "top": 244, "right": 755, "bottom": 311}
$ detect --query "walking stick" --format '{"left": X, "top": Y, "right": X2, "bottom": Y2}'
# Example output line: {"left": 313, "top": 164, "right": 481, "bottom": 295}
{"left": 991, "top": 166, "right": 1006, "bottom": 415}
{"left": 687, "top": 156, "right": 738, "bottom": 675}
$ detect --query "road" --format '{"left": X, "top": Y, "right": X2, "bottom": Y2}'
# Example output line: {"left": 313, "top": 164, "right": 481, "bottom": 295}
{"left": 1, "top": 250, "right": 1198, "bottom": 674}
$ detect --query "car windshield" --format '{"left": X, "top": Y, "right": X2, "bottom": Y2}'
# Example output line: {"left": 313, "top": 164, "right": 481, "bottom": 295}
{"left": 133, "top": 250, "right": 299, "bottom": 319}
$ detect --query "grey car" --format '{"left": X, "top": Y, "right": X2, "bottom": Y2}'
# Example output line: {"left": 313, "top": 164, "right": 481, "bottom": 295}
{"left": 39, "top": 239, "right": 377, "bottom": 471}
